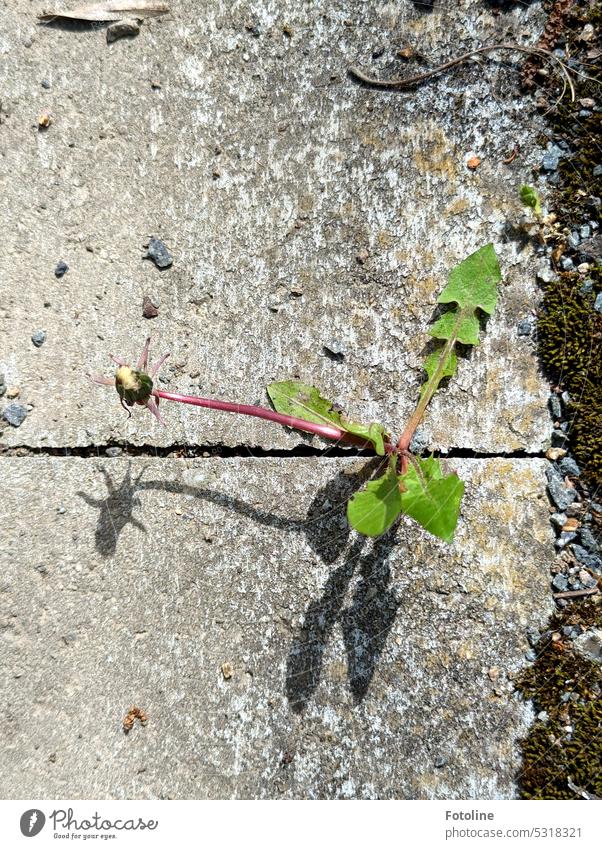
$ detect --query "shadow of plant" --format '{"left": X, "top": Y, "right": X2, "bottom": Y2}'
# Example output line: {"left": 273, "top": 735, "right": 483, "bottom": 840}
{"left": 78, "top": 456, "right": 401, "bottom": 708}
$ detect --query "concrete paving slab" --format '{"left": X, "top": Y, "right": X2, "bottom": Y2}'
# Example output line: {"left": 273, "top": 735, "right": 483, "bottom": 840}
{"left": 0, "top": 456, "right": 553, "bottom": 799}
{"left": 0, "top": 1, "right": 549, "bottom": 452}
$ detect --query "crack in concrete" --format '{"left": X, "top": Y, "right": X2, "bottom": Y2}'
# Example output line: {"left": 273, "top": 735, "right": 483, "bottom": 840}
{"left": 0, "top": 444, "right": 547, "bottom": 460}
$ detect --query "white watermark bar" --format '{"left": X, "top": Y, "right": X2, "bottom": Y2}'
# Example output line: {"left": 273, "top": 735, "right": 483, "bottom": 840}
{"left": 0, "top": 800, "right": 599, "bottom": 848}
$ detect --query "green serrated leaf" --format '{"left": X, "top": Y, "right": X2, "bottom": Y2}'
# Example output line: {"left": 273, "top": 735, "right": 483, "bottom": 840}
{"left": 420, "top": 346, "right": 457, "bottom": 399}
{"left": 399, "top": 456, "right": 464, "bottom": 543}
{"left": 267, "top": 380, "right": 387, "bottom": 455}
{"left": 347, "top": 458, "right": 402, "bottom": 537}
{"left": 438, "top": 243, "right": 501, "bottom": 315}
{"left": 428, "top": 243, "right": 501, "bottom": 347}
{"left": 519, "top": 184, "right": 542, "bottom": 217}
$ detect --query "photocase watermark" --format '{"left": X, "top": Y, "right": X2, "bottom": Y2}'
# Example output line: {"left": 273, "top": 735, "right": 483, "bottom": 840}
{"left": 19, "top": 810, "right": 46, "bottom": 837}
{"left": 18, "top": 808, "right": 158, "bottom": 840}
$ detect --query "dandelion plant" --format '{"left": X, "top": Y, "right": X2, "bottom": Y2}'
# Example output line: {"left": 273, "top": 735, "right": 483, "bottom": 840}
{"left": 92, "top": 244, "right": 501, "bottom": 543}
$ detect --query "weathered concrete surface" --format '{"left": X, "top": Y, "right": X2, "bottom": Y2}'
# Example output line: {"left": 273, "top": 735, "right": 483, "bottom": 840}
{"left": 0, "top": 457, "right": 553, "bottom": 799}
{"left": 0, "top": 0, "right": 549, "bottom": 452}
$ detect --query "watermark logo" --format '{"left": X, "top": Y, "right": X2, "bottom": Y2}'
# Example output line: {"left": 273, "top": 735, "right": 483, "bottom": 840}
{"left": 19, "top": 809, "right": 46, "bottom": 837}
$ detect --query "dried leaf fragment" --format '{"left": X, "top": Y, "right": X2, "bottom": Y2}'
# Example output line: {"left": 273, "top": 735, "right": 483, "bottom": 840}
{"left": 39, "top": 1, "right": 169, "bottom": 23}
{"left": 122, "top": 705, "right": 149, "bottom": 733}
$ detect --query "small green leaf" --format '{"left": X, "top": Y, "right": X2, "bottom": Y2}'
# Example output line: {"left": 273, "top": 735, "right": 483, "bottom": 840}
{"left": 267, "top": 381, "right": 341, "bottom": 427}
{"left": 347, "top": 458, "right": 402, "bottom": 537}
{"left": 419, "top": 346, "right": 457, "bottom": 399}
{"left": 343, "top": 421, "right": 386, "bottom": 456}
{"left": 267, "top": 380, "right": 387, "bottom": 455}
{"left": 519, "top": 184, "right": 542, "bottom": 217}
{"left": 429, "top": 243, "right": 501, "bottom": 346}
{"left": 399, "top": 456, "right": 464, "bottom": 543}
{"left": 429, "top": 312, "right": 481, "bottom": 346}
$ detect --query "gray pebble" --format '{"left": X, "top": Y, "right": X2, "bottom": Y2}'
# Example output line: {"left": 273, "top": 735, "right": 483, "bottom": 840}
{"left": 433, "top": 756, "right": 448, "bottom": 768}
{"left": 572, "top": 628, "right": 602, "bottom": 665}
{"left": 579, "top": 527, "right": 599, "bottom": 553}
{"left": 106, "top": 447, "right": 123, "bottom": 458}
{"left": 537, "top": 710, "right": 548, "bottom": 722}
{"left": 580, "top": 279, "right": 594, "bottom": 295}
{"left": 571, "top": 545, "right": 593, "bottom": 565}
{"left": 536, "top": 264, "right": 556, "bottom": 284}
{"left": 409, "top": 430, "right": 429, "bottom": 456}
{"left": 54, "top": 260, "right": 69, "bottom": 278}
{"left": 555, "top": 532, "right": 577, "bottom": 550}
{"left": 517, "top": 318, "right": 534, "bottom": 337}
{"left": 580, "top": 224, "right": 592, "bottom": 239}
{"left": 594, "top": 292, "right": 602, "bottom": 313}
{"left": 545, "top": 466, "right": 577, "bottom": 511}
{"left": 146, "top": 237, "right": 173, "bottom": 269}
{"left": 41, "top": 79, "right": 51, "bottom": 89}
{"left": 560, "top": 256, "right": 574, "bottom": 271}
{"left": 548, "top": 395, "right": 562, "bottom": 419}
{"left": 31, "top": 330, "right": 46, "bottom": 347}
{"left": 525, "top": 649, "right": 537, "bottom": 662}
{"left": 550, "top": 513, "right": 567, "bottom": 529}
{"left": 568, "top": 232, "right": 580, "bottom": 249}
{"left": 542, "top": 149, "right": 560, "bottom": 171}
{"left": 526, "top": 628, "right": 540, "bottom": 647}
{"left": 2, "top": 403, "right": 28, "bottom": 427}
{"left": 552, "top": 574, "right": 569, "bottom": 592}
{"left": 561, "top": 391, "right": 571, "bottom": 406}
{"left": 593, "top": 165, "right": 602, "bottom": 177}
{"left": 559, "top": 456, "right": 580, "bottom": 477}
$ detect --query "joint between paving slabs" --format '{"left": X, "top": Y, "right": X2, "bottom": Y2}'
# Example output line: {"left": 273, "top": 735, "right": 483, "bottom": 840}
{"left": 0, "top": 444, "right": 548, "bottom": 460}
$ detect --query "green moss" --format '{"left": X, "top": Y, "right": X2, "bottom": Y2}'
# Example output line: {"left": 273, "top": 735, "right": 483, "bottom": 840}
{"left": 520, "top": 702, "right": 602, "bottom": 799}
{"left": 537, "top": 268, "right": 602, "bottom": 483}
{"left": 515, "top": 599, "right": 602, "bottom": 799}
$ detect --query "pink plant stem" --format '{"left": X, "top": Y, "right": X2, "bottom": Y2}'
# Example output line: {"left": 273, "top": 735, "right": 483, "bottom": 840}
{"left": 154, "top": 389, "right": 395, "bottom": 452}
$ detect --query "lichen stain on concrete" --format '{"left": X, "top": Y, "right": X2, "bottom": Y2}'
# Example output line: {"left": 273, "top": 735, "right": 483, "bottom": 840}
{"left": 412, "top": 123, "right": 459, "bottom": 183}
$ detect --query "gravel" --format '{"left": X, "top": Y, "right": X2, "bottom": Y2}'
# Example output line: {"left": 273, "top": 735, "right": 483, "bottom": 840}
{"left": 548, "top": 395, "right": 562, "bottom": 419}
{"left": 572, "top": 628, "right": 602, "bottom": 665}
{"left": 145, "top": 237, "right": 173, "bottom": 269}
{"left": 551, "top": 574, "right": 569, "bottom": 592}
{"left": 550, "top": 513, "right": 568, "bottom": 529}
{"left": 545, "top": 466, "right": 577, "bottom": 511}
{"left": 31, "top": 330, "right": 46, "bottom": 347}
{"left": 54, "top": 260, "right": 69, "bottom": 278}
{"left": 579, "top": 527, "right": 599, "bottom": 553}
{"left": 555, "top": 532, "right": 577, "bottom": 550}
{"left": 517, "top": 318, "right": 534, "bottom": 337}
{"left": 542, "top": 146, "right": 562, "bottom": 171}
{"left": 594, "top": 292, "right": 602, "bottom": 313}
{"left": 558, "top": 456, "right": 580, "bottom": 477}
{"left": 2, "top": 403, "right": 28, "bottom": 427}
